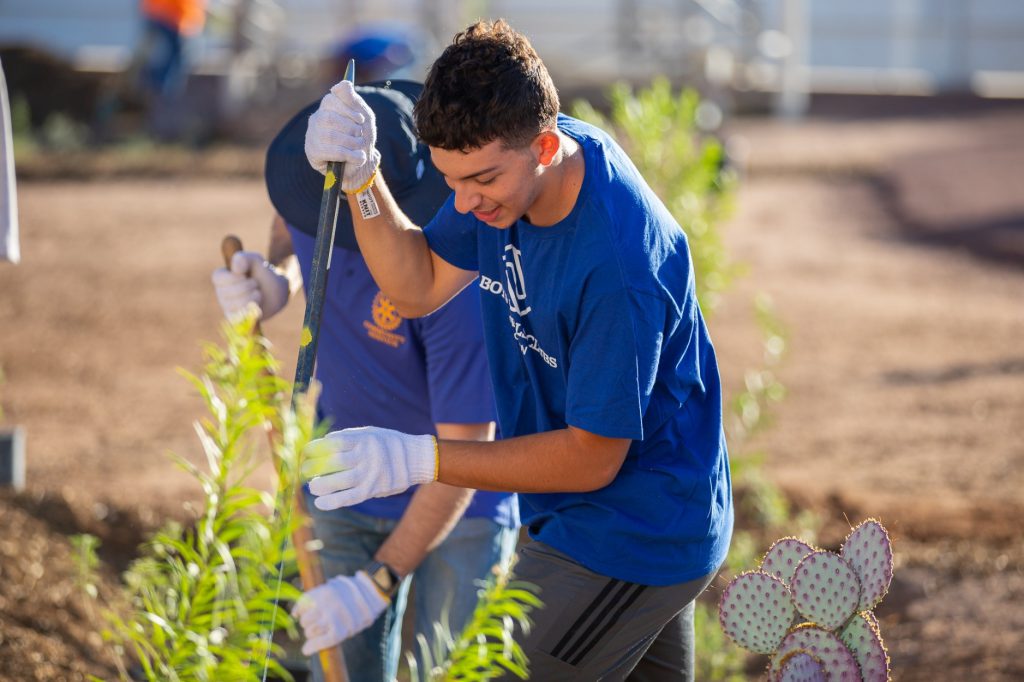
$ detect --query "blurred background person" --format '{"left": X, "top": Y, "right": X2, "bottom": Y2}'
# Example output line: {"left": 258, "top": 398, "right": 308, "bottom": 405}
{"left": 326, "top": 24, "right": 422, "bottom": 86}
{"left": 135, "top": 0, "right": 207, "bottom": 140}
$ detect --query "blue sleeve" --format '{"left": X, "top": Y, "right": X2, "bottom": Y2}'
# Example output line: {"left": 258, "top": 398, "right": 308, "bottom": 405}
{"left": 564, "top": 284, "right": 667, "bottom": 442}
{"left": 422, "top": 195, "right": 480, "bottom": 271}
{"left": 417, "top": 282, "right": 497, "bottom": 425}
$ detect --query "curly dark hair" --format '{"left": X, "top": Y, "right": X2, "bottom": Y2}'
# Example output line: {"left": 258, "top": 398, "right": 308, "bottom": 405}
{"left": 414, "top": 19, "right": 560, "bottom": 151}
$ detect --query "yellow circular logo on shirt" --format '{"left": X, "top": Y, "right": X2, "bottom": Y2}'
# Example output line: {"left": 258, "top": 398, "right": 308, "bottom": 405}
{"left": 372, "top": 291, "right": 403, "bottom": 331}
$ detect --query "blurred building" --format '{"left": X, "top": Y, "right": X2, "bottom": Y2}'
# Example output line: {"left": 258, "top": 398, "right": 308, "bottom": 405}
{"left": 0, "top": 0, "right": 1022, "bottom": 124}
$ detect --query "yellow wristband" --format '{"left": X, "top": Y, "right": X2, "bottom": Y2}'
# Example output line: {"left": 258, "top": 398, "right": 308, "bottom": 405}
{"left": 432, "top": 436, "right": 439, "bottom": 481}
{"left": 344, "top": 164, "right": 379, "bottom": 196}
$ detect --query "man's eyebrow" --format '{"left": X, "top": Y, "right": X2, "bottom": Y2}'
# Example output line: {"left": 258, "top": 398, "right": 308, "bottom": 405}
{"left": 441, "top": 166, "right": 500, "bottom": 182}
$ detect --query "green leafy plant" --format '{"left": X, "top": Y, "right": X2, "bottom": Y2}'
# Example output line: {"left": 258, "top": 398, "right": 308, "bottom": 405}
{"left": 573, "top": 77, "right": 739, "bottom": 314}
{"left": 73, "top": 313, "right": 543, "bottom": 681}
{"left": 407, "top": 564, "right": 542, "bottom": 681}
{"left": 70, "top": 533, "right": 102, "bottom": 600}
{"left": 75, "top": 313, "right": 309, "bottom": 681}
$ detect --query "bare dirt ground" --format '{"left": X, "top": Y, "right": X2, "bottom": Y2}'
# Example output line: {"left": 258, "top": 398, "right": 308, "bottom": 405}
{"left": 1, "top": 99, "right": 1022, "bottom": 680}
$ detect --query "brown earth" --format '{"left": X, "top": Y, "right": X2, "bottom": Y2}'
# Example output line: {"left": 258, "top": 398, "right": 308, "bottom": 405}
{"left": 1, "top": 100, "right": 1022, "bottom": 680}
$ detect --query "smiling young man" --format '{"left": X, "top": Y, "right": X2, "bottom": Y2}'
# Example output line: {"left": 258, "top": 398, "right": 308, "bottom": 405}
{"left": 300, "top": 19, "right": 733, "bottom": 680}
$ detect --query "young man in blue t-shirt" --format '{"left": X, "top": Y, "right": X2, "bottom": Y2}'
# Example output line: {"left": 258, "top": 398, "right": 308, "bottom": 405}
{"left": 211, "top": 82, "right": 519, "bottom": 682}
{"left": 300, "top": 21, "right": 733, "bottom": 680}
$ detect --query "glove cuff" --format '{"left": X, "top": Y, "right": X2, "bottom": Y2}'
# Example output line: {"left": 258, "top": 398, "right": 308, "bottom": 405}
{"left": 342, "top": 149, "right": 381, "bottom": 193}
{"left": 408, "top": 434, "right": 439, "bottom": 485}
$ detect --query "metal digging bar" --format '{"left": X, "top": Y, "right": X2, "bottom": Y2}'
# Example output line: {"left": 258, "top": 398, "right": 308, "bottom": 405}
{"left": 219, "top": 58, "right": 356, "bottom": 682}
{"left": 278, "top": 57, "right": 359, "bottom": 682}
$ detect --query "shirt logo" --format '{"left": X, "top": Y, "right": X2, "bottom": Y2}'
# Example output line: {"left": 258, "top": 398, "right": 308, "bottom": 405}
{"left": 478, "top": 245, "right": 559, "bottom": 369}
{"left": 502, "top": 244, "right": 531, "bottom": 316}
{"left": 364, "top": 291, "right": 407, "bottom": 347}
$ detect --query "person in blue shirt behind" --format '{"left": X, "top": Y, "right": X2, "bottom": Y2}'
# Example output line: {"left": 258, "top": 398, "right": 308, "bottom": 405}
{"left": 211, "top": 81, "right": 519, "bottom": 682}
{"left": 299, "top": 19, "right": 733, "bottom": 681}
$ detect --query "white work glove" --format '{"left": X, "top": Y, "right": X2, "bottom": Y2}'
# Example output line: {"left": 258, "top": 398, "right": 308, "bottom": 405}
{"left": 291, "top": 572, "right": 389, "bottom": 656}
{"left": 304, "top": 80, "right": 381, "bottom": 192}
{"left": 303, "top": 426, "right": 437, "bottom": 510}
{"left": 211, "top": 251, "right": 290, "bottom": 321}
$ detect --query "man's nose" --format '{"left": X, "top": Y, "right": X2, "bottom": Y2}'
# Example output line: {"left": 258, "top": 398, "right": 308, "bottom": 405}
{"left": 453, "top": 188, "right": 481, "bottom": 214}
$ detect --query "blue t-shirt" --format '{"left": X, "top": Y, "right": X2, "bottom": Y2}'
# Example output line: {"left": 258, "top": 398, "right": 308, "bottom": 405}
{"left": 423, "top": 115, "right": 732, "bottom": 585}
{"left": 289, "top": 227, "right": 518, "bottom": 528}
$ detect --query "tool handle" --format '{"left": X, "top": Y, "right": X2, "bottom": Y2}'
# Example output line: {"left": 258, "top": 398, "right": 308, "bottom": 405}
{"left": 220, "top": 235, "right": 264, "bottom": 336}
{"left": 292, "top": 58, "right": 355, "bottom": 399}
{"left": 221, "top": 234, "right": 243, "bottom": 268}
{"left": 280, "top": 58, "right": 356, "bottom": 682}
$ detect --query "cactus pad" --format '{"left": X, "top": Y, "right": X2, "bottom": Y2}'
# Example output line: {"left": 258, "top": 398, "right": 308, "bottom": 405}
{"left": 790, "top": 551, "right": 862, "bottom": 630}
{"left": 840, "top": 613, "right": 890, "bottom": 682}
{"left": 862, "top": 610, "right": 880, "bottom": 632}
{"left": 840, "top": 519, "right": 894, "bottom": 611}
{"left": 777, "top": 651, "right": 828, "bottom": 682}
{"left": 761, "top": 537, "right": 816, "bottom": 586}
{"left": 719, "top": 571, "right": 796, "bottom": 654}
{"left": 771, "top": 625, "right": 863, "bottom": 682}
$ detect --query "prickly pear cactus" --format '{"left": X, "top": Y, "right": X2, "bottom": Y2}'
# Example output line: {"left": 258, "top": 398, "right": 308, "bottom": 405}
{"left": 861, "top": 610, "right": 880, "bottom": 632}
{"left": 840, "top": 613, "right": 890, "bottom": 682}
{"left": 771, "top": 625, "right": 862, "bottom": 681}
{"left": 761, "top": 537, "right": 816, "bottom": 586}
{"left": 777, "top": 651, "right": 827, "bottom": 682}
{"left": 717, "top": 519, "right": 894, "bottom": 681}
{"left": 840, "top": 519, "right": 893, "bottom": 611}
{"left": 719, "top": 571, "right": 796, "bottom": 654}
{"left": 790, "top": 551, "right": 861, "bottom": 630}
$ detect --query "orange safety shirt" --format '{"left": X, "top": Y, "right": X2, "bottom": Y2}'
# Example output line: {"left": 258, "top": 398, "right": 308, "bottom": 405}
{"left": 142, "top": 0, "right": 206, "bottom": 36}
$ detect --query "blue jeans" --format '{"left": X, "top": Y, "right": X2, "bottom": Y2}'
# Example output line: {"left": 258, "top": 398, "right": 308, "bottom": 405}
{"left": 138, "top": 20, "right": 186, "bottom": 97}
{"left": 303, "top": 493, "right": 518, "bottom": 682}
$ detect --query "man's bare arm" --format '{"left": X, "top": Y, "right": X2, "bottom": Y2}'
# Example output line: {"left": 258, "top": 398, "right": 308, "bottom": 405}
{"left": 437, "top": 427, "right": 632, "bottom": 494}
{"left": 267, "top": 214, "right": 303, "bottom": 295}
{"left": 347, "top": 175, "right": 475, "bottom": 318}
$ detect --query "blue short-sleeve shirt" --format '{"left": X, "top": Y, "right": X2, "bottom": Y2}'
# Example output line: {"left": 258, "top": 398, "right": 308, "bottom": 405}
{"left": 423, "top": 115, "right": 732, "bottom": 585}
{"left": 289, "top": 227, "right": 518, "bottom": 527}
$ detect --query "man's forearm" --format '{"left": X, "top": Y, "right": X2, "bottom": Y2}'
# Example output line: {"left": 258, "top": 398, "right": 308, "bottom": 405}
{"left": 347, "top": 175, "right": 474, "bottom": 317}
{"left": 267, "top": 214, "right": 303, "bottom": 295}
{"left": 373, "top": 482, "right": 475, "bottom": 577}
{"left": 437, "top": 427, "right": 632, "bottom": 494}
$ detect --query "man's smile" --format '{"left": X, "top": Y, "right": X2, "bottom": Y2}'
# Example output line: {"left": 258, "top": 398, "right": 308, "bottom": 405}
{"left": 473, "top": 207, "right": 501, "bottom": 222}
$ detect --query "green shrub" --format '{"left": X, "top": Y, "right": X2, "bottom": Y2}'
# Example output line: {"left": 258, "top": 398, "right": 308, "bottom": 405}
{"left": 76, "top": 314, "right": 307, "bottom": 681}
{"left": 74, "top": 313, "right": 542, "bottom": 681}
{"left": 572, "top": 77, "right": 739, "bottom": 314}
{"left": 408, "top": 563, "right": 542, "bottom": 681}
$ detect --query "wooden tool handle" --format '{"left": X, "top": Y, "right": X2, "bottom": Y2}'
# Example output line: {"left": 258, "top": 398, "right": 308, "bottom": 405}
{"left": 218, "top": 233, "right": 347, "bottom": 681}
{"left": 221, "top": 234, "right": 243, "bottom": 268}
{"left": 220, "top": 234, "right": 265, "bottom": 335}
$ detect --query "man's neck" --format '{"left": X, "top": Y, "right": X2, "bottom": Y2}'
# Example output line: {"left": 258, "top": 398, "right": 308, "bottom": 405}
{"left": 524, "top": 132, "right": 584, "bottom": 227}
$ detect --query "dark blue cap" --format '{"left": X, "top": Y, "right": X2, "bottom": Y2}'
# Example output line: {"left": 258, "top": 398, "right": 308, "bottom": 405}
{"left": 264, "top": 80, "right": 450, "bottom": 252}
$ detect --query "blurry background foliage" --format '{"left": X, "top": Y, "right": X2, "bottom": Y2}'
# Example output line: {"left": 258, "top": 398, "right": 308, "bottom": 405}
{"left": 573, "top": 77, "right": 740, "bottom": 315}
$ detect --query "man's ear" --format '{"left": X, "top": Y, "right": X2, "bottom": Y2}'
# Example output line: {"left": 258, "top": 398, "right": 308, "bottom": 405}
{"left": 533, "top": 130, "right": 561, "bottom": 166}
